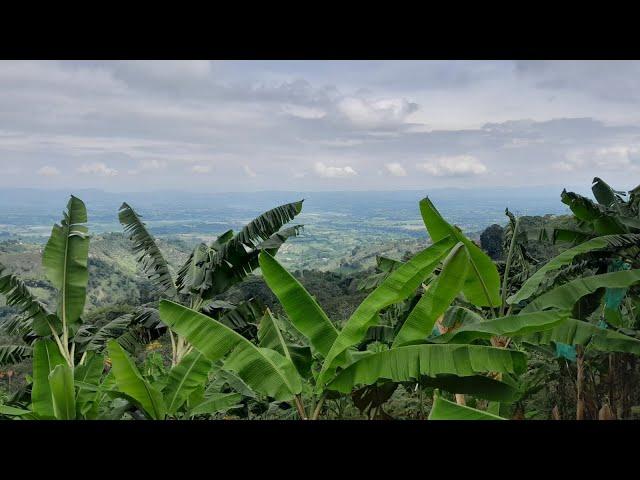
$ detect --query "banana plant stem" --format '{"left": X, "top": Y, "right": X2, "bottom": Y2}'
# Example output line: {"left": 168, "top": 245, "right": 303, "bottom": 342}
{"left": 311, "top": 393, "right": 327, "bottom": 420}
{"left": 500, "top": 218, "right": 520, "bottom": 317}
{"left": 294, "top": 395, "right": 307, "bottom": 420}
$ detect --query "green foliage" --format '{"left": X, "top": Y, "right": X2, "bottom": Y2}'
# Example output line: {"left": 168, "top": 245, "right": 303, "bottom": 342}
{"left": 428, "top": 394, "right": 505, "bottom": 420}
{"left": 159, "top": 299, "right": 302, "bottom": 401}
{"left": 175, "top": 201, "right": 303, "bottom": 300}
{"left": 259, "top": 251, "right": 338, "bottom": 356}
{"left": 42, "top": 195, "right": 90, "bottom": 330}
{"left": 316, "top": 235, "right": 457, "bottom": 389}
{"left": 118, "top": 202, "right": 177, "bottom": 297}
{"left": 511, "top": 234, "right": 640, "bottom": 305}
{"left": 107, "top": 339, "right": 166, "bottom": 420}
{"left": 327, "top": 344, "right": 526, "bottom": 401}
{"left": 5, "top": 177, "right": 640, "bottom": 420}
{"left": 393, "top": 242, "right": 469, "bottom": 347}
{"left": 420, "top": 197, "right": 501, "bottom": 307}
{"left": 480, "top": 224, "right": 505, "bottom": 261}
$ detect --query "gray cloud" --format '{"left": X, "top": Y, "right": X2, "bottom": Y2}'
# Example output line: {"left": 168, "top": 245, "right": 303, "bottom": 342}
{"left": 1, "top": 61, "right": 640, "bottom": 192}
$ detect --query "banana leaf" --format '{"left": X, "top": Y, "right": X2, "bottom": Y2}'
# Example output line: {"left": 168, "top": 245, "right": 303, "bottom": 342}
{"left": 189, "top": 392, "right": 243, "bottom": 417}
{"left": 118, "top": 202, "right": 177, "bottom": 296}
{"left": 420, "top": 197, "right": 501, "bottom": 307}
{"left": 522, "top": 270, "right": 640, "bottom": 313}
{"left": 510, "top": 234, "right": 640, "bottom": 304}
{"left": 259, "top": 252, "right": 338, "bottom": 356}
{"left": 162, "top": 350, "right": 212, "bottom": 414}
{"left": 74, "top": 351, "right": 105, "bottom": 418}
{"left": 428, "top": 394, "right": 505, "bottom": 420}
{"left": 327, "top": 344, "right": 526, "bottom": 402}
{"left": 317, "top": 235, "right": 456, "bottom": 389}
{"left": 393, "top": 242, "right": 469, "bottom": 347}
{"left": 48, "top": 363, "right": 76, "bottom": 420}
{"left": 159, "top": 300, "right": 302, "bottom": 401}
{"left": 107, "top": 339, "right": 166, "bottom": 419}
{"left": 429, "top": 310, "right": 570, "bottom": 344}
{"left": 521, "top": 318, "right": 640, "bottom": 355}
{"left": 42, "top": 195, "right": 89, "bottom": 329}
{"left": 31, "top": 338, "right": 67, "bottom": 419}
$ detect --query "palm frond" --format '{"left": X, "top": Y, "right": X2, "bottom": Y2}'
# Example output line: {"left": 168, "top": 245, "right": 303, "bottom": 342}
{"left": 118, "top": 202, "right": 176, "bottom": 296}
{"left": 175, "top": 202, "right": 303, "bottom": 299}
{"left": 0, "top": 344, "right": 33, "bottom": 366}
{"left": 0, "top": 263, "right": 50, "bottom": 337}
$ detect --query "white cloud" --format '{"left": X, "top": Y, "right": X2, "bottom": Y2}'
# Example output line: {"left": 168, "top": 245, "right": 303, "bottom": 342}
{"left": 36, "top": 165, "right": 60, "bottom": 176}
{"left": 281, "top": 104, "right": 326, "bottom": 119}
{"left": 552, "top": 161, "right": 576, "bottom": 172}
{"left": 336, "top": 97, "right": 418, "bottom": 128}
{"left": 243, "top": 165, "right": 257, "bottom": 177}
{"left": 384, "top": 162, "right": 407, "bottom": 176}
{"left": 554, "top": 145, "right": 640, "bottom": 172}
{"left": 191, "top": 164, "right": 212, "bottom": 173}
{"left": 416, "top": 155, "right": 487, "bottom": 176}
{"left": 313, "top": 162, "right": 357, "bottom": 178}
{"left": 128, "top": 159, "right": 167, "bottom": 175}
{"left": 139, "top": 159, "right": 166, "bottom": 170}
{"left": 78, "top": 162, "right": 118, "bottom": 176}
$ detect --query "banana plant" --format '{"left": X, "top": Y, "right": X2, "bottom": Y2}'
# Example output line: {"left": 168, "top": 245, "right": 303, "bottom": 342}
{"left": 118, "top": 200, "right": 303, "bottom": 367}
{"left": 501, "top": 180, "right": 640, "bottom": 418}
{"left": 0, "top": 196, "right": 156, "bottom": 419}
{"left": 0, "top": 197, "right": 91, "bottom": 418}
{"left": 158, "top": 217, "right": 561, "bottom": 420}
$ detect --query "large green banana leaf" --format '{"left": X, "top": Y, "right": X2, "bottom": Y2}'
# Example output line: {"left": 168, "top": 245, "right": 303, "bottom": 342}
{"left": 48, "top": 364, "right": 76, "bottom": 420}
{"left": 522, "top": 270, "right": 640, "bottom": 313}
{"left": 176, "top": 201, "right": 303, "bottom": 299}
{"left": 428, "top": 394, "right": 505, "bottom": 420}
{"left": 0, "top": 405, "right": 32, "bottom": 417}
{"left": 591, "top": 177, "right": 620, "bottom": 207}
{"left": 393, "top": 242, "right": 469, "bottom": 347}
{"left": 259, "top": 252, "right": 338, "bottom": 356}
{"left": 162, "top": 350, "right": 212, "bottom": 414}
{"left": 159, "top": 300, "right": 302, "bottom": 401}
{"left": 510, "top": 234, "right": 640, "bottom": 304}
{"left": 258, "top": 308, "right": 292, "bottom": 356}
{"left": 42, "top": 195, "right": 89, "bottom": 328}
{"left": 561, "top": 189, "right": 627, "bottom": 235}
{"left": 327, "top": 344, "right": 526, "bottom": 401}
{"left": 31, "top": 338, "right": 67, "bottom": 418}
{"left": 189, "top": 392, "right": 243, "bottom": 417}
{"left": 74, "top": 351, "right": 105, "bottom": 418}
{"left": 258, "top": 309, "right": 313, "bottom": 378}
{"left": 521, "top": 318, "right": 640, "bottom": 355}
{"left": 441, "top": 306, "right": 484, "bottom": 329}
{"left": 419, "top": 197, "right": 501, "bottom": 307}
{"left": 118, "top": 202, "right": 177, "bottom": 296}
{"left": 107, "top": 339, "right": 166, "bottom": 419}
{"left": 317, "top": 235, "right": 456, "bottom": 389}
{"left": 429, "top": 310, "right": 570, "bottom": 345}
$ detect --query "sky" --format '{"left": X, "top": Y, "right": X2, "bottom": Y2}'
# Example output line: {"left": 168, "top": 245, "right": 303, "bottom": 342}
{"left": 1, "top": 60, "right": 640, "bottom": 192}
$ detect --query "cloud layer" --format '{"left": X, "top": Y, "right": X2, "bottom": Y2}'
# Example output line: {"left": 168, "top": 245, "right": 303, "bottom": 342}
{"left": 417, "top": 155, "right": 487, "bottom": 177}
{"left": 1, "top": 61, "right": 640, "bottom": 191}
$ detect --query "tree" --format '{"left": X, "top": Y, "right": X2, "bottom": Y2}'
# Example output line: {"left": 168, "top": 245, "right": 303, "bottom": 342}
{"left": 480, "top": 224, "right": 505, "bottom": 261}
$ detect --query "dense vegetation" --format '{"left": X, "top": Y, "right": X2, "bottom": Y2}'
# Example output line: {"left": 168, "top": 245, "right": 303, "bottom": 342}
{"left": 1, "top": 177, "right": 640, "bottom": 420}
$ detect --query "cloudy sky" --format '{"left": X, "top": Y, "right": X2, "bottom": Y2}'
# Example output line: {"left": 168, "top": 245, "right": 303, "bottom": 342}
{"left": 1, "top": 60, "right": 640, "bottom": 192}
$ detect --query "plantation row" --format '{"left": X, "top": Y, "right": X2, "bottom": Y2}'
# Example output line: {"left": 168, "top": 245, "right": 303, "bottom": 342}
{"left": 1, "top": 177, "right": 640, "bottom": 420}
